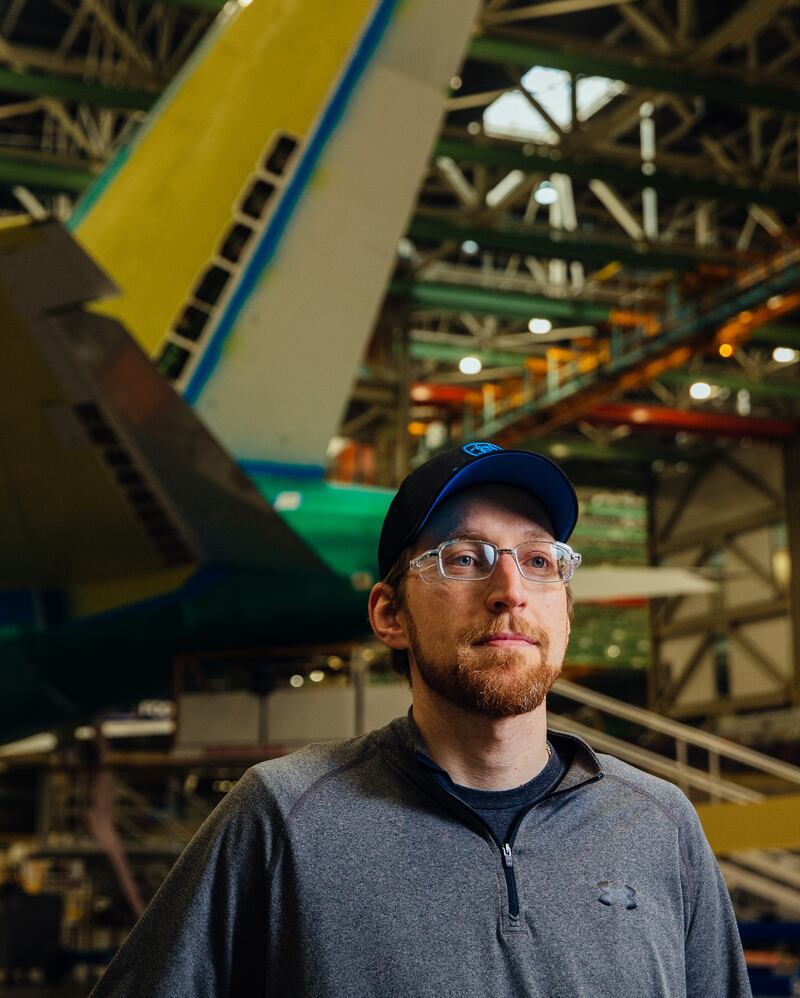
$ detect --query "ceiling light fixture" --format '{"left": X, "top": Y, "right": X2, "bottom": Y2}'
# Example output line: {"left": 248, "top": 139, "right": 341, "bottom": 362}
{"left": 533, "top": 180, "right": 558, "bottom": 205}
{"left": 528, "top": 317, "right": 552, "bottom": 335}
{"left": 689, "top": 381, "right": 712, "bottom": 401}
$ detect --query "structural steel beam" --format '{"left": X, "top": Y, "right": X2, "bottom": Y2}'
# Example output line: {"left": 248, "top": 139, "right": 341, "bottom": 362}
{"left": 436, "top": 136, "right": 800, "bottom": 215}
{"left": 750, "top": 325, "right": 800, "bottom": 349}
{"left": 469, "top": 34, "right": 800, "bottom": 114}
{"left": 655, "top": 597, "right": 789, "bottom": 639}
{"left": 783, "top": 437, "right": 800, "bottom": 706}
{"left": 659, "top": 368, "right": 800, "bottom": 399}
{"left": 587, "top": 402, "right": 798, "bottom": 439}
{"left": 144, "top": 0, "right": 221, "bottom": 10}
{"left": 0, "top": 153, "right": 94, "bottom": 192}
{"left": 408, "top": 215, "right": 735, "bottom": 272}
{"left": 390, "top": 278, "right": 610, "bottom": 324}
{"left": 0, "top": 66, "right": 156, "bottom": 110}
{"left": 410, "top": 341, "right": 529, "bottom": 368}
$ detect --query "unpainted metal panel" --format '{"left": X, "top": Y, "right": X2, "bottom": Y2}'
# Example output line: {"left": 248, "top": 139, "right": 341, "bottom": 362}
{"left": 363, "top": 682, "right": 410, "bottom": 733}
{"left": 660, "top": 634, "right": 715, "bottom": 708}
{"left": 176, "top": 691, "right": 260, "bottom": 747}
{"left": 655, "top": 459, "right": 776, "bottom": 541}
{"left": 267, "top": 686, "right": 356, "bottom": 743}
{"left": 723, "top": 526, "right": 781, "bottom": 609}
{"left": 728, "top": 617, "right": 791, "bottom": 698}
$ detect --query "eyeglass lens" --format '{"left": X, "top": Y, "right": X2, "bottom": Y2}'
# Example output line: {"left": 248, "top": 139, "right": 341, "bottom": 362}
{"left": 439, "top": 540, "right": 571, "bottom": 582}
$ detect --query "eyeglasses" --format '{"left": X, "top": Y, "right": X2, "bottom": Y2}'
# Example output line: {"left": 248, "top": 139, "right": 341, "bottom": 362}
{"left": 408, "top": 537, "right": 582, "bottom": 584}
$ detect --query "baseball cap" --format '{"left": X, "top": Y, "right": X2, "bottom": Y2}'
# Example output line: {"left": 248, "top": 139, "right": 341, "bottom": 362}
{"left": 378, "top": 441, "right": 579, "bottom": 577}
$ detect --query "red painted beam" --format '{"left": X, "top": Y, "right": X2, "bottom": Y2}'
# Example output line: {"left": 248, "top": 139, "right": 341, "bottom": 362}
{"left": 587, "top": 402, "right": 797, "bottom": 439}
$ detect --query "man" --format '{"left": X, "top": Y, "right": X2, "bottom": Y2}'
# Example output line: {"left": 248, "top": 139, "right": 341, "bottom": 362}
{"left": 91, "top": 442, "right": 751, "bottom": 997}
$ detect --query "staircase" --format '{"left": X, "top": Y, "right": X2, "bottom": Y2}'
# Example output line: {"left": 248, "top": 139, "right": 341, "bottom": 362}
{"left": 551, "top": 677, "right": 800, "bottom": 917}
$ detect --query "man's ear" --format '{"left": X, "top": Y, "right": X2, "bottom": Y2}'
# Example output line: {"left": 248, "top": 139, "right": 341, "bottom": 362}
{"left": 368, "top": 582, "right": 409, "bottom": 650}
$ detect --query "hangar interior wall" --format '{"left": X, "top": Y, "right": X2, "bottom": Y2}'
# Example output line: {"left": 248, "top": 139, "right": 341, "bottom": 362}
{"left": 650, "top": 441, "right": 800, "bottom": 719}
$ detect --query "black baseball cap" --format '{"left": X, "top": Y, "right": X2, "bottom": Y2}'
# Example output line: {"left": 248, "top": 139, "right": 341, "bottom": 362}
{"left": 378, "top": 441, "right": 579, "bottom": 577}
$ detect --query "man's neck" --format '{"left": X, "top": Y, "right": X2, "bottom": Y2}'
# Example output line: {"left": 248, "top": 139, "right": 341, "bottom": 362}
{"left": 411, "top": 683, "right": 550, "bottom": 791}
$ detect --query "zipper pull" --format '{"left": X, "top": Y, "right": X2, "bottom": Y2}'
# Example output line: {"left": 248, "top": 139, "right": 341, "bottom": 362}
{"left": 502, "top": 843, "right": 513, "bottom": 868}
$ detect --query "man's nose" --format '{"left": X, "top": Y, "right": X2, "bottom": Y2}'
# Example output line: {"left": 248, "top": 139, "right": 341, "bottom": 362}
{"left": 485, "top": 550, "right": 528, "bottom": 612}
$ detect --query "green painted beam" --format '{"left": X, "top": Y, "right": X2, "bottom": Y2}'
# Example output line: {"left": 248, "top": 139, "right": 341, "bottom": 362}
{"left": 0, "top": 154, "right": 95, "bottom": 193}
{"left": 749, "top": 325, "right": 800, "bottom": 349}
{"left": 436, "top": 137, "right": 800, "bottom": 215}
{"left": 469, "top": 35, "right": 800, "bottom": 114}
{"left": 0, "top": 67, "right": 156, "bottom": 111}
{"left": 411, "top": 341, "right": 529, "bottom": 368}
{"left": 408, "top": 215, "right": 732, "bottom": 272}
{"left": 532, "top": 437, "right": 700, "bottom": 467}
{"left": 147, "top": 0, "right": 220, "bottom": 10}
{"left": 659, "top": 368, "right": 800, "bottom": 398}
{"left": 390, "top": 279, "right": 610, "bottom": 323}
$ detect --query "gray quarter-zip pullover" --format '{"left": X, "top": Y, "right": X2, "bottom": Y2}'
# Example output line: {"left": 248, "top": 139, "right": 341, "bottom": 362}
{"left": 90, "top": 714, "right": 751, "bottom": 997}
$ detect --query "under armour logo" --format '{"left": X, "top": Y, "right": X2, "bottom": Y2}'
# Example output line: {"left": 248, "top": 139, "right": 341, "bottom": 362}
{"left": 463, "top": 442, "right": 502, "bottom": 457}
{"left": 597, "top": 881, "right": 637, "bottom": 910}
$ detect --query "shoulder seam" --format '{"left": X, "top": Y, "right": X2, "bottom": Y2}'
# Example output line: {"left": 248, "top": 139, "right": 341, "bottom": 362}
{"left": 285, "top": 742, "right": 380, "bottom": 826}
{"left": 603, "top": 773, "right": 696, "bottom": 900}
{"left": 266, "top": 741, "right": 380, "bottom": 877}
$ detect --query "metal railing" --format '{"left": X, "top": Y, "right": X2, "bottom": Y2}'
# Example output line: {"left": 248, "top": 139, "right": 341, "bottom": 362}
{"left": 552, "top": 677, "right": 800, "bottom": 803}
{"left": 551, "top": 677, "right": 800, "bottom": 915}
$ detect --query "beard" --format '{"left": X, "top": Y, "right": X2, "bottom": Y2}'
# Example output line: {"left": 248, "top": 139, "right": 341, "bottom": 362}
{"left": 406, "top": 613, "right": 563, "bottom": 719}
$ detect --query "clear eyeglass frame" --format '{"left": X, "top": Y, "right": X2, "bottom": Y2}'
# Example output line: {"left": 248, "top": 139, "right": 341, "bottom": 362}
{"left": 407, "top": 537, "right": 582, "bottom": 585}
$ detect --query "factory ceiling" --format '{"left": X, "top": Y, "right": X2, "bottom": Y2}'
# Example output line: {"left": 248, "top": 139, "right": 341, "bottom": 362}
{"left": 1, "top": 0, "right": 799, "bottom": 483}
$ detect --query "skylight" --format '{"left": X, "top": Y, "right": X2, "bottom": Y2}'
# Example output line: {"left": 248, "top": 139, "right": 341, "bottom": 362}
{"left": 483, "top": 66, "right": 626, "bottom": 144}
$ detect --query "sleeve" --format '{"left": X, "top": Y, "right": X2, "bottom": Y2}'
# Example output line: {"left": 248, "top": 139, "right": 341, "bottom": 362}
{"left": 681, "top": 799, "right": 752, "bottom": 998}
{"left": 89, "top": 766, "right": 273, "bottom": 998}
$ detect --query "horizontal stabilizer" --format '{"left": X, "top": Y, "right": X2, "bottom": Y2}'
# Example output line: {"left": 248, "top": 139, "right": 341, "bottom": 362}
{"left": 0, "top": 221, "right": 332, "bottom": 618}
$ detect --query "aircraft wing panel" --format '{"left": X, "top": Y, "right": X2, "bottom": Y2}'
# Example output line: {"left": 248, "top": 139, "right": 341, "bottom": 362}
{"left": 572, "top": 566, "right": 718, "bottom": 603}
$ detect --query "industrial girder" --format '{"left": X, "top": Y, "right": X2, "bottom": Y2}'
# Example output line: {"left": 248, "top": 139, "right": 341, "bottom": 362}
{"left": 469, "top": 34, "right": 800, "bottom": 114}
{"left": 391, "top": 278, "right": 610, "bottom": 324}
{"left": 435, "top": 137, "right": 800, "bottom": 216}
{"left": 0, "top": 67, "right": 156, "bottom": 111}
{"left": 407, "top": 215, "right": 740, "bottom": 272}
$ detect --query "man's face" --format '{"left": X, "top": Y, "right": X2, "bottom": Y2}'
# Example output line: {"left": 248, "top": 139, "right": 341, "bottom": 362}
{"left": 400, "top": 484, "right": 571, "bottom": 718}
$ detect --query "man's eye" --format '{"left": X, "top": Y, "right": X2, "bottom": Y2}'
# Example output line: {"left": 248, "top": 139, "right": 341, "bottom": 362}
{"left": 525, "top": 553, "right": 552, "bottom": 570}
{"left": 444, "top": 552, "right": 475, "bottom": 567}
{"left": 443, "top": 544, "right": 489, "bottom": 571}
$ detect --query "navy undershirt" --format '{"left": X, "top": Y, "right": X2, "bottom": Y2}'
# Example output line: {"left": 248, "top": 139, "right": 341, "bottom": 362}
{"left": 424, "top": 741, "right": 566, "bottom": 845}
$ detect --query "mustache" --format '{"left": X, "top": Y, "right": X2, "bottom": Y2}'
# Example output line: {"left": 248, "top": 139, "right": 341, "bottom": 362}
{"left": 460, "top": 617, "right": 549, "bottom": 647}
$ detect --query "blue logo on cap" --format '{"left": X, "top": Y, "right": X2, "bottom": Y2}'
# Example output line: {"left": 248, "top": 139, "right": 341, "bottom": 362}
{"left": 463, "top": 442, "right": 503, "bottom": 457}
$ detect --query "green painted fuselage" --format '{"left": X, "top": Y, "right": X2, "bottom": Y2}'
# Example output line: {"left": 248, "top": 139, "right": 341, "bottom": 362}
{"left": 0, "top": 476, "right": 392, "bottom": 742}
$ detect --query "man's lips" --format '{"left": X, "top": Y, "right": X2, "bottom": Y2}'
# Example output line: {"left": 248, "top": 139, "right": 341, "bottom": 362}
{"left": 474, "top": 632, "right": 538, "bottom": 647}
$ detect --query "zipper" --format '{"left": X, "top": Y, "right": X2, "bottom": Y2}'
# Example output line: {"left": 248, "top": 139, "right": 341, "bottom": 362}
{"left": 501, "top": 842, "right": 520, "bottom": 918}
{"left": 494, "top": 772, "right": 604, "bottom": 920}
{"left": 424, "top": 774, "right": 524, "bottom": 919}
{"left": 415, "top": 749, "right": 604, "bottom": 922}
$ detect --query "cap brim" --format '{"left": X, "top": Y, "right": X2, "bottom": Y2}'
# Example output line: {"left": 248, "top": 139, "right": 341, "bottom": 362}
{"left": 415, "top": 450, "right": 578, "bottom": 543}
